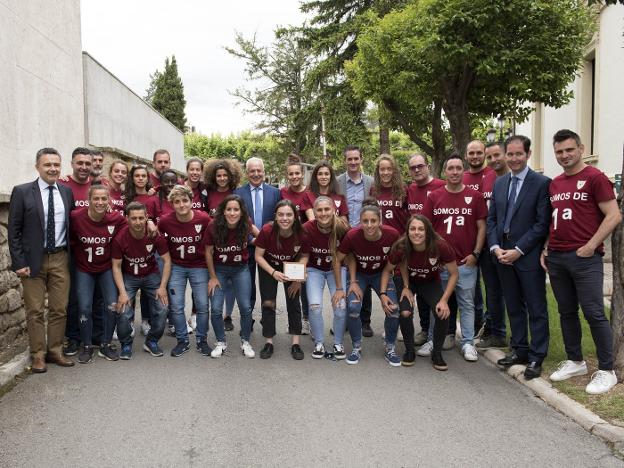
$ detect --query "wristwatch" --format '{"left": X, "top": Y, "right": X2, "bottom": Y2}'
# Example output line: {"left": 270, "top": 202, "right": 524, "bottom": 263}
{"left": 472, "top": 250, "right": 481, "bottom": 259}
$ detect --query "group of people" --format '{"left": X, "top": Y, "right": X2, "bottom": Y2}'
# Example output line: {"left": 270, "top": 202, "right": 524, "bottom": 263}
{"left": 8, "top": 128, "right": 620, "bottom": 395}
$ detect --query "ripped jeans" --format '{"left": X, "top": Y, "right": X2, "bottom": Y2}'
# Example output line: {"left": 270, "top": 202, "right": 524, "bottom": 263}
{"left": 347, "top": 271, "right": 399, "bottom": 349}
{"left": 305, "top": 266, "right": 347, "bottom": 346}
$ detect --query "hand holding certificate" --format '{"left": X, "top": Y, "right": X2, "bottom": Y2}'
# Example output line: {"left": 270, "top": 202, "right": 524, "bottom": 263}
{"left": 283, "top": 262, "right": 306, "bottom": 282}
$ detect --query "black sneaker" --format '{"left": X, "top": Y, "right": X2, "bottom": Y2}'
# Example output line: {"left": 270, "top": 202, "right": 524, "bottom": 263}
{"left": 291, "top": 344, "right": 304, "bottom": 360}
{"left": 63, "top": 340, "right": 79, "bottom": 356}
{"left": 401, "top": 350, "right": 416, "bottom": 367}
{"left": 171, "top": 341, "right": 190, "bottom": 357}
{"left": 476, "top": 335, "right": 507, "bottom": 350}
{"left": 98, "top": 344, "right": 119, "bottom": 361}
{"left": 432, "top": 352, "right": 448, "bottom": 371}
{"left": 362, "top": 324, "right": 374, "bottom": 338}
{"left": 260, "top": 343, "right": 274, "bottom": 359}
{"left": 78, "top": 345, "right": 95, "bottom": 364}
{"left": 224, "top": 316, "right": 234, "bottom": 331}
{"left": 196, "top": 340, "right": 213, "bottom": 356}
{"left": 333, "top": 344, "right": 346, "bottom": 360}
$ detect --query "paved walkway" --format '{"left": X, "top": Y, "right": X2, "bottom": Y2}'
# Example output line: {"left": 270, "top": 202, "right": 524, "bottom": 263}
{"left": 0, "top": 289, "right": 622, "bottom": 467}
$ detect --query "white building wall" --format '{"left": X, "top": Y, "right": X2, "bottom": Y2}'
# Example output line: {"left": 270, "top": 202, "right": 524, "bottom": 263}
{"left": 83, "top": 53, "right": 185, "bottom": 171}
{"left": 0, "top": 0, "right": 85, "bottom": 194}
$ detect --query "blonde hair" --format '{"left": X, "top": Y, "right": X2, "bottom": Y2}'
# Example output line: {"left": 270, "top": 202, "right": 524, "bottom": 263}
{"left": 314, "top": 196, "right": 350, "bottom": 252}
{"left": 167, "top": 184, "right": 193, "bottom": 203}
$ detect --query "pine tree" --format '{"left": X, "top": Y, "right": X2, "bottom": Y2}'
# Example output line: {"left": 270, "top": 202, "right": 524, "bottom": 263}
{"left": 151, "top": 56, "right": 187, "bottom": 132}
{"left": 143, "top": 69, "right": 161, "bottom": 104}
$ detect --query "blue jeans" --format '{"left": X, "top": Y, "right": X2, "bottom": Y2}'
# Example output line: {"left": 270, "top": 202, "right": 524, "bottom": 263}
{"left": 306, "top": 267, "right": 347, "bottom": 346}
{"left": 439, "top": 264, "right": 478, "bottom": 346}
{"left": 168, "top": 264, "right": 209, "bottom": 343}
{"left": 75, "top": 268, "right": 118, "bottom": 346}
{"left": 224, "top": 281, "right": 236, "bottom": 318}
{"left": 211, "top": 264, "right": 253, "bottom": 341}
{"left": 347, "top": 271, "right": 399, "bottom": 349}
{"left": 117, "top": 273, "right": 167, "bottom": 345}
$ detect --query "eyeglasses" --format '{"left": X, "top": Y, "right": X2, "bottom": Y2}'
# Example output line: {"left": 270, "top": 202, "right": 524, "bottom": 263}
{"left": 409, "top": 164, "right": 427, "bottom": 171}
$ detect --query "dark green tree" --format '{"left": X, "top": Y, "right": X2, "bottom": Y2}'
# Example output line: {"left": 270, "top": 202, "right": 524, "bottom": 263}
{"left": 151, "top": 56, "right": 187, "bottom": 132}
{"left": 143, "top": 70, "right": 161, "bottom": 104}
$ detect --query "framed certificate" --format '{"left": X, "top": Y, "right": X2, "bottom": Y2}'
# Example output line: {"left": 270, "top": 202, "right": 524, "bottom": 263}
{"left": 283, "top": 262, "right": 306, "bottom": 281}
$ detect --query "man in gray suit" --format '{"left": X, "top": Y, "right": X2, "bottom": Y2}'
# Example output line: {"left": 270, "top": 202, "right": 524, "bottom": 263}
{"left": 9, "top": 148, "right": 75, "bottom": 373}
{"left": 336, "top": 145, "right": 375, "bottom": 336}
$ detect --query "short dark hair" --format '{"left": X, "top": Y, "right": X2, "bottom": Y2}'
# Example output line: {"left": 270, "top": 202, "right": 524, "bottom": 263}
{"left": 153, "top": 149, "right": 170, "bottom": 161}
{"left": 485, "top": 141, "right": 504, "bottom": 150}
{"left": 91, "top": 150, "right": 104, "bottom": 158}
{"left": 125, "top": 201, "right": 147, "bottom": 216}
{"left": 444, "top": 152, "right": 464, "bottom": 170}
{"left": 36, "top": 147, "right": 60, "bottom": 163}
{"left": 72, "top": 147, "right": 92, "bottom": 160}
{"left": 504, "top": 135, "right": 531, "bottom": 153}
{"left": 552, "top": 129, "right": 581, "bottom": 147}
{"left": 343, "top": 145, "right": 361, "bottom": 157}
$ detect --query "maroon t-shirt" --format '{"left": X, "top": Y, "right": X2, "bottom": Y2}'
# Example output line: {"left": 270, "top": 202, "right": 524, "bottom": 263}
{"left": 301, "top": 192, "right": 349, "bottom": 218}
{"left": 302, "top": 220, "right": 345, "bottom": 271}
{"left": 463, "top": 166, "right": 493, "bottom": 192}
{"left": 203, "top": 221, "right": 249, "bottom": 266}
{"left": 423, "top": 186, "right": 487, "bottom": 263}
{"left": 158, "top": 210, "right": 211, "bottom": 268}
{"left": 407, "top": 179, "right": 445, "bottom": 215}
{"left": 481, "top": 170, "right": 498, "bottom": 204}
{"left": 205, "top": 189, "right": 233, "bottom": 217}
{"left": 108, "top": 187, "right": 125, "bottom": 214}
{"left": 338, "top": 225, "right": 400, "bottom": 275}
{"left": 370, "top": 186, "right": 409, "bottom": 232}
{"left": 70, "top": 208, "right": 127, "bottom": 273}
{"left": 59, "top": 176, "right": 92, "bottom": 208}
{"left": 150, "top": 197, "right": 175, "bottom": 224}
{"left": 280, "top": 187, "right": 309, "bottom": 222}
{"left": 388, "top": 239, "right": 456, "bottom": 282}
{"left": 191, "top": 186, "right": 206, "bottom": 211}
{"left": 254, "top": 223, "right": 309, "bottom": 268}
{"left": 130, "top": 193, "right": 158, "bottom": 219}
{"left": 111, "top": 227, "right": 168, "bottom": 277}
{"left": 549, "top": 165, "right": 615, "bottom": 254}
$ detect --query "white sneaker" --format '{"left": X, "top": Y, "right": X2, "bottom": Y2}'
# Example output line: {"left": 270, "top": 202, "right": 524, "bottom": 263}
{"left": 140, "top": 320, "right": 150, "bottom": 336}
{"left": 241, "top": 340, "right": 255, "bottom": 358}
{"left": 417, "top": 340, "right": 433, "bottom": 357}
{"left": 585, "top": 370, "right": 617, "bottom": 395}
{"left": 462, "top": 343, "right": 478, "bottom": 362}
{"left": 211, "top": 342, "right": 227, "bottom": 358}
{"left": 549, "top": 360, "right": 588, "bottom": 382}
{"left": 188, "top": 314, "right": 197, "bottom": 331}
{"left": 130, "top": 323, "right": 135, "bottom": 338}
{"left": 443, "top": 335, "right": 455, "bottom": 350}
{"left": 301, "top": 319, "right": 311, "bottom": 335}
{"left": 167, "top": 324, "right": 176, "bottom": 336}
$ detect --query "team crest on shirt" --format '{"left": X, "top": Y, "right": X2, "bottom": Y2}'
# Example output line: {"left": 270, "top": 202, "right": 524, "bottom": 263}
{"left": 426, "top": 191, "right": 431, "bottom": 196}
{"left": 577, "top": 180, "right": 586, "bottom": 190}
{"left": 334, "top": 200, "right": 341, "bottom": 208}
{"left": 464, "top": 197, "right": 472, "bottom": 204}
{"left": 107, "top": 226, "right": 115, "bottom": 234}
{"left": 294, "top": 246, "right": 301, "bottom": 253}
{"left": 194, "top": 224, "right": 202, "bottom": 233}
{"left": 429, "top": 257, "right": 437, "bottom": 266}
{"left": 383, "top": 246, "right": 390, "bottom": 254}
{"left": 146, "top": 244, "right": 153, "bottom": 253}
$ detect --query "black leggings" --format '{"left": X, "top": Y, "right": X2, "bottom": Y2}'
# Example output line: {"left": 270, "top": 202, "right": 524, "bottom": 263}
{"left": 258, "top": 267, "right": 302, "bottom": 337}
{"left": 394, "top": 276, "right": 449, "bottom": 354}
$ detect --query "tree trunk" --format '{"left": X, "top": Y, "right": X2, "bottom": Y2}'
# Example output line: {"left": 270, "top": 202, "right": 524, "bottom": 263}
{"left": 443, "top": 99, "right": 472, "bottom": 159}
{"left": 430, "top": 99, "right": 446, "bottom": 178}
{"left": 611, "top": 146, "right": 624, "bottom": 380}
{"left": 379, "top": 126, "right": 390, "bottom": 155}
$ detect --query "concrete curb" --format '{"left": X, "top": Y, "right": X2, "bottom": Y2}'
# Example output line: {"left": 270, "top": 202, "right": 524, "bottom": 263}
{"left": 482, "top": 348, "right": 624, "bottom": 455}
{"left": 0, "top": 349, "right": 29, "bottom": 390}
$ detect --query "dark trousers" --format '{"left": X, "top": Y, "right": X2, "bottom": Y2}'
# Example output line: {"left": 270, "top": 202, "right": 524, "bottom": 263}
{"left": 258, "top": 267, "right": 302, "bottom": 337}
{"left": 480, "top": 252, "right": 507, "bottom": 337}
{"left": 447, "top": 293, "right": 458, "bottom": 335}
{"left": 247, "top": 246, "right": 257, "bottom": 312}
{"left": 417, "top": 295, "right": 430, "bottom": 332}
{"left": 496, "top": 245, "right": 549, "bottom": 363}
{"left": 360, "top": 286, "right": 372, "bottom": 326}
{"left": 546, "top": 251, "right": 613, "bottom": 370}
{"left": 300, "top": 285, "right": 309, "bottom": 320}
{"left": 395, "top": 276, "right": 448, "bottom": 354}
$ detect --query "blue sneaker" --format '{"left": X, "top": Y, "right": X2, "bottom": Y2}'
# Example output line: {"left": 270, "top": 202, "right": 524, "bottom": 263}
{"left": 120, "top": 344, "right": 133, "bottom": 360}
{"left": 346, "top": 348, "right": 361, "bottom": 365}
{"left": 143, "top": 340, "right": 164, "bottom": 357}
{"left": 385, "top": 346, "right": 401, "bottom": 367}
{"left": 170, "top": 341, "right": 190, "bottom": 357}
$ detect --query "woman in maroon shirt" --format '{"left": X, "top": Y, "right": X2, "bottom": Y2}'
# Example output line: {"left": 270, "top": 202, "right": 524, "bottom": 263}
{"left": 371, "top": 154, "right": 408, "bottom": 233}
{"left": 106, "top": 160, "right": 128, "bottom": 214}
{"left": 124, "top": 165, "right": 157, "bottom": 218}
{"left": 254, "top": 199, "right": 309, "bottom": 360}
{"left": 204, "top": 159, "right": 241, "bottom": 217}
{"left": 303, "top": 161, "right": 348, "bottom": 223}
{"left": 185, "top": 157, "right": 207, "bottom": 210}
{"left": 381, "top": 214, "right": 458, "bottom": 371}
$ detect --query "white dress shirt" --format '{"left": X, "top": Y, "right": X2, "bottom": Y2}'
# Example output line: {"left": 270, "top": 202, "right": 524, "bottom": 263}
{"left": 38, "top": 177, "right": 67, "bottom": 248}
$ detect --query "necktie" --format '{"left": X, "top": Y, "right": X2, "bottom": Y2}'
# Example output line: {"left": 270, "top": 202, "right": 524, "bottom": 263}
{"left": 47, "top": 186, "right": 56, "bottom": 252}
{"left": 503, "top": 176, "right": 518, "bottom": 234}
{"left": 254, "top": 186, "right": 263, "bottom": 228}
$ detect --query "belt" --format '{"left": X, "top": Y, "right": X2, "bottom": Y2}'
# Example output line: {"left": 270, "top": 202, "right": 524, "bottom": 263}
{"left": 47, "top": 246, "right": 67, "bottom": 254}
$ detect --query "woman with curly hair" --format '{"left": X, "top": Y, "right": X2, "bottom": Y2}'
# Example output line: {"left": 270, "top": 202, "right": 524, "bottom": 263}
{"left": 302, "top": 161, "right": 349, "bottom": 223}
{"left": 205, "top": 194, "right": 259, "bottom": 359}
{"left": 370, "top": 154, "right": 408, "bottom": 233}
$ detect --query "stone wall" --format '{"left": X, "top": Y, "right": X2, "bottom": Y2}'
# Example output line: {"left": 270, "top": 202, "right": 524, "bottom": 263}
{"left": 0, "top": 199, "right": 28, "bottom": 364}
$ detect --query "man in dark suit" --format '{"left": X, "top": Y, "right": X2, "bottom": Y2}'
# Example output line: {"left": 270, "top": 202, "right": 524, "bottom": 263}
{"left": 487, "top": 135, "right": 551, "bottom": 379}
{"left": 8, "top": 148, "right": 75, "bottom": 372}
{"left": 234, "top": 157, "right": 281, "bottom": 311}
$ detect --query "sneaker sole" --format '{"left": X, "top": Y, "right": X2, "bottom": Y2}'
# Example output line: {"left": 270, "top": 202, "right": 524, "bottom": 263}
{"left": 433, "top": 363, "right": 448, "bottom": 371}
{"left": 463, "top": 355, "right": 478, "bottom": 362}
{"left": 119, "top": 354, "right": 132, "bottom": 360}
{"left": 98, "top": 351, "right": 119, "bottom": 361}
{"left": 417, "top": 352, "right": 432, "bottom": 357}
{"left": 142, "top": 344, "right": 163, "bottom": 357}
{"left": 334, "top": 354, "right": 346, "bottom": 361}
{"left": 63, "top": 350, "right": 78, "bottom": 357}
{"left": 346, "top": 359, "right": 359, "bottom": 365}
{"left": 550, "top": 369, "right": 588, "bottom": 382}
{"left": 401, "top": 360, "right": 416, "bottom": 367}
{"left": 78, "top": 357, "right": 94, "bottom": 364}
{"left": 311, "top": 353, "right": 324, "bottom": 359}
{"left": 170, "top": 347, "right": 190, "bottom": 357}
{"left": 386, "top": 359, "right": 401, "bottom": 367}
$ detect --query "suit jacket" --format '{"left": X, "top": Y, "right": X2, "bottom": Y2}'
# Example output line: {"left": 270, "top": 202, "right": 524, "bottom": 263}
{"left": 336, "top": 172, "right": 373, "bottom": 198}
{"left": 234, "top": 182, "right": 282, "bottom": 231}
{"left": 8, "top": 179, "right": 74, "bottom": 277}
{"left": 487, "top": 168, "right": 551, "bottom": 271}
